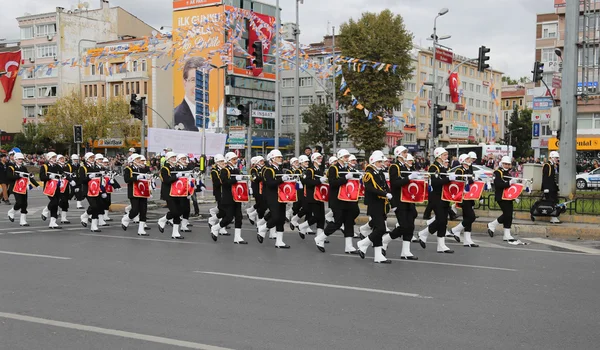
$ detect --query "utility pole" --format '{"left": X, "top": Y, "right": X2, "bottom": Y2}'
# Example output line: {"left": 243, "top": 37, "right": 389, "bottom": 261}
{"left": 559, "top": 0, "right": 579, "bottom": 198}
{"left": 294, "top": 0, "right": 301, "bottom": 156}
{"left": 274, "top": 0, "right": 281, "bottom": 148}
{"left": 245, "top": 102, "right": 253, "bottom": 164}
{"left": 331, "top": 26, "right": 337, "bottom": 154}
{"left": 140, "top": 97, "right": 146, "bottom": 158}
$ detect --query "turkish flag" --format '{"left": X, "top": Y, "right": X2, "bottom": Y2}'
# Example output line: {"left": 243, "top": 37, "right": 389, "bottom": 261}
{"left": 0, "top": 51, "right": 21, "bottom": 102}
{"left": 232, "top": 182, "right": 249, "bottom": 202}
{"left": 13, "top": 177, "right": 28, "bottom": 194}
{"left": 449, "top": 72, "right": 459, "bottom": 103}
{"left": 314, "top": 184, "right": 329, "bottom": 202}
{"left": 502, "top": 183, "right": 524, "bottom": 201}
{"left": 59, "top": 179, "right": 69, "bottom": 193}
{"left": 442, "top": 181, "right": 465, "bottom": 203}
{"left": 104, "top": 176, "right": 114, "bottom": 193}
{"left": 133, "top": 180, "right": 151, "bottom": 198}
{"left": 170, "top": 178, "right": 189, "bottom": 197}
{"left": 43, "top": 179, "right": 59, "bottom": 197}
{"left": 278, "top": 181, "right": 297, "bottom": 203}
{"left": 400, "top": 180, "right": 428, "bottom": 203}
{"left": 338, "top": 179, "right": 360, "bottom": 202}
{"left": 464, "top": 181, "right": 485, "bottom": 201}
{"left": 248, "top": 12, "right": 274, "bottom": 76}
{"left": 87, "top": 178, "right": 101, "bottom": 197}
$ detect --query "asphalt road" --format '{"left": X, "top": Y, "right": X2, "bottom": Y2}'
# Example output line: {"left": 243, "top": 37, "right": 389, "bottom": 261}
{"left": 1, "top": 190, "right": 600, "bottom": 350}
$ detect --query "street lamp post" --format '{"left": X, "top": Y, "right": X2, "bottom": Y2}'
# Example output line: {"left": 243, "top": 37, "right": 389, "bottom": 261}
{"left": 294, "top": 0, "right": 303, "bottom": 156}
{"left": 210, "top": 64, "right": 227, "bottom": 133}
{"left": 429, "top": 7, "right": 449, "bottom": 163}
{"left": 275, "top": 0, "right": 281, "bottom": 148}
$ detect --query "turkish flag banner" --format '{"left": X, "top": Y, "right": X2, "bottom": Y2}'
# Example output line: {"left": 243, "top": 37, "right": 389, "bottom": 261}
{"left": 442, "top": 181, "right": 466, "bottom": 203}
{"left": 449, "top": 72, "right": 459, "bottom": 103}
{"left": 0, "top": 50, "right": 21, "bottom": 102}
{"left": 232, "top": 182, "right": 249, "bottom": 202}
{"left": 502, "top": 183, "right": 524, "bottom": 201}
{"left": 13, "top": 177, "right": 28, "bottom": 195}
{"left": 248, "top": 12, "right": 274, "bottom": 75}
{"left": 464, "top": 181, "right": 485, "bottom": 201}
{"left": 87, "top": 178, "right": 101, "bottom": 197}
{"left": 314, "top": 184, "right": 329, "bottom": 202}
{"left": 170, "top": 178, "right": 189, "bottom": 197}
{"left": 278, "top": 181, "right": 297, "bottom": 203}
{"left": 133, "top": 180, "right": 151, "bottom": 198}
{"left": 400, "top": 180, "right": 428, "bottom": 203}
{"left": 43, "top": 179, "right": 59, "bottom": 197}
{"left": 338, "top": 179, "right": 360, "bottom": 202}
{"left": 59, "top": 178, "right": 69, "bottom": 193}
{"left": 103, "top": 176, "right": 114, "bottom": 193}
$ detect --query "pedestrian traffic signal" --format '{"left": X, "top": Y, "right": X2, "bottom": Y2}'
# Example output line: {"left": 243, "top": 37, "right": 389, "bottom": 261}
{"left": 326, "top": 112, "right": 334, "bottom": 135}
{"left": 252, "top": 41, "right": 263, "bottom": 68}
{"left": 237, "top": 103, "right": 251, "bottom": 126}
{"left": 532, "top": 61, "right": 544, "bottom": 82}
{"left": 130, "top": 94, "right": 144, "bottom": 121}
{"left": 477, "top": 46, "right": 490, "bottom": 72}
{"left": 73, "top": 125, "right": 83, "bottom": 143}
{"left": 433, "top": 104, "right": 447, "bottom": 137}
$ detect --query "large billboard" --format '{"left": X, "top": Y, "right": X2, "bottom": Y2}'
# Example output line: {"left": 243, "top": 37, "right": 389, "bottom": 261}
{"left": 172, "top": 5, "right": 226, "bottom": 132}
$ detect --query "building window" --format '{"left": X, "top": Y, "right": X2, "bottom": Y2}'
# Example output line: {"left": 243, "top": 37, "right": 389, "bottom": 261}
{"left": 23, "top": 70, "right": 34, "bottom": 79}
{"left": 132, "top": 60, "right": 138, "bottom": 72}
{"left": 483, "top": 101, "right": 488, "bottom": 109}
{"left": 282, "top": 115, "right": 294, "bottom": 124}
{"left": 24, "top": 105, "right": 35, "bottom": 118}
{"left": 125, "top": 82, "right": 130, "bottom": 95}
{"left": 23, "top": 87, "right": 35, "bottom": 99}
{"left": 114, "top": 84, "right": 121, "bottom": 96}
{"left": 420, "top": 55, "right": 426, "bottom": 64}
{"left": 404, "top": 82, "right": 416, "bottom": 92}
{"left": 282, "top": 97, "right": 294, "bottom": 106}
{"left": 101, "top": 85, "right": 106, "bottom": 97}
{"left": 476, "top": 85, "right": 481, "bottom": 93}
{"left": 22, "top": 47, "right": 35, "bottom": 61}
{"left": 299, "top": 77, "right": 312, "bottom": 87}
{"left": 470, "top": 68, "right": 474, "bottom": 76}
{"left": 38, "top": 86, "right": 57, "bottom": 97}
{"left": 404, "top": 133, "right": 416, "bottom": 143}
{"left": 453, "top": 111, "right": 459, "bottom": 120}
{"left": 542, "top": 48, "right": 558, "bottom": 63}
{"left": 37, "top": 44, "right": 57, "bottom": 59}
{"left": 136, "top": 82, "right": 140, "bottom": 94}
{"left": 420, "top": 72, "right": 426, "bottom": 81}
{"left": 91, "top": 64, "right": 96, "bottom": 76}
{"left": 476, "top": 99, "right": 481, "bottom": 108}
{"left": 419, "top": 89, "right": 426, "bottom": 98}
{"left": 542, "top": 23, "right": 557, "bottom": 39}
{"left": 20, "top": 26, "right": 34, "bottom": 39}
{"left": 282, "top": 78, "right": 294, "bottom": 88}
{"left": 38, "top": 105, "right": 49, "bottom": 116}
{"left": 419, "top": 106, "right": 426, "bottom": 116}
{"left": 144, "top": 82, "right": 148, "bottom": 95}
{"left": 299, "top": 96, "right": 313, "bottom": 105}
{"left": 541, "top": 124, "right": 553, "bottom": 136}
{"left": 93, "top": 85, "right": 97, "bottom": 97}
{"left": 84, "top": 85, "right": 89, "bottom": 97}
{"left": 469, "top": 83, "right": 474, "bottom": 91}
{"left": 468, "top": 98, "right": 474, "bottom": 107}
{"left": 462, "top": 82, "right": 467, "bottom": 91}
{"left": 36, "top": 24, "right": 56, "bottom": 37}
{"left": 141, "top": 60, "right": 147, "bottom": 72}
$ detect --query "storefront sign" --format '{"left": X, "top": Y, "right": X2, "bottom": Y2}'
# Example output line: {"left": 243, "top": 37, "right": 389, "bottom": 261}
{"left": 548, "top": 136, "right": 600, "bottom": 151}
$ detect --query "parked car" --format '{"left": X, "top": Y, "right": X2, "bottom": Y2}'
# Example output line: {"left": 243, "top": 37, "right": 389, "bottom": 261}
{"left": 576, "top": 168, "right": 600, "bottom": 189}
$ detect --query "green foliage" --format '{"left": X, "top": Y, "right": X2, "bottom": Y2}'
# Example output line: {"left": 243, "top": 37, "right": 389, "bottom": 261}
{"left": 10, "top": 123, "right": 53, "bottom": 154}
{"left": 502, "top": 76, "right": 531, "bottom": 85}
{"left": 300, "top": 103, "right": 332, "bottom": 154}
{"left": 338, "top": 10, "right": 413, "bottom": 155}
{"left": 505, "top": 106, "right": 533, "bottom": 158}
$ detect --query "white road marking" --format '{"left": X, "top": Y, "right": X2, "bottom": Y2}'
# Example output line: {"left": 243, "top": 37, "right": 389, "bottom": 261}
{"left": 194, "top": 271, "right": 432, "bottom": 299}
{"left": 0, "top": 250, "right": 71, "bottom": 260}
{"left": 331, "top": 254, "right": 518, "bottom": 271}
{"left": 0, "top": 311, "right": 233, "bottom": 350}
{"left": 80, "top": 233, "right": 212, "bottom": 245}
{"left": 524, "top": 237, "right": 600, "bottom": 255}
{"left": 0, "top": 225, "right": 51, "bottom": 231}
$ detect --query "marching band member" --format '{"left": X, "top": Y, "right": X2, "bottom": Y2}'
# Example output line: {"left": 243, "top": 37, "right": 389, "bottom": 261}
{"left": 286, "top": 157, "right": 300, "bottom": 224}
{"left": 247, "top": 156, "right": 265, "bottom": 225}
{"left": 303, "top": 153, "right": 325, "bottom": 239}
{"left": 157, "top": 152, "right": 184, "bottom": 239}
{"left": 123, "top": 155, "right": 136, "bottom": 220}
{"left": 314, "top": 149, "right": 358, "bottom": 254}
{"left": 347, "top": 154, "right": 362, "bottom": 239}
{"left": 176, "top": 154, "right": 192, "bottom": 233}
{"left": 416, "top": 147, "right": 455, "bottom": 253}
{"left": 257, "top": 149, "right": 290, "bottom": 248}
{"left": 543, "top": 151, "right": 561, "bottom": 224}
{"left": 131, "top": 155, "right": 153, "bottom": 230}
{"left": 39, "top": 152, "right": 62, "bottom": 228}
{"left": 324, "top": 156, "right": 338, "bottom": 224}
{"left": 121, "top": 154, "right": 151, "bottom": 236}
{"left": 487, "top": 156, "right": 517, "bottom": 242}
{"left": 208, "top": 154, "right": 226, "bottom": 231}
{"left": 57, "top": 154, "right": 75, "bottom": 224}
{"left": 355, "top": 151, "right": 392, "bottom": 263}
{"left": 70, "top": 154, "right": 84, "bottom": 209}
{"left": 7, "top": 153, "right": 39, "bottom": 226}
{"left": 450, "top": 154, "right": 479, "bottom": 247}
{"left": 211, "top": 152, "right": 247, "bottom": 244}
{"left": 78, "top": 153, "right": 103, "bottom": 232}
{"left": 289, "top": 157, "right": 308, "bottom": 232}
{"left": 101, "top": 157, "right": 120, "bottom": 224}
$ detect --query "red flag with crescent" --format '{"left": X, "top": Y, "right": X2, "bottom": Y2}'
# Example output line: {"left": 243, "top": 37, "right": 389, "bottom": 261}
{"left": 314, "top": 183, "right": 329, "bottom": 202}
{"left": 170, "top": 177, "right": 189, "bottom": 197}
{"left": 400, "top": 180, "right": 428, "bottom": 203}
{"left": 338, "top": 179, "right": 360, "bottom": 202}
{"left": 449, "top": 72, "right": 459, "bottom": 103}
{"left": 502, "top": 183, "right": 524, "bottom": 201}
{"left": 104, "top": 176, "right": 114, "bottom": 193}
{"left": 43, "top": 179, "right": 59, "bottom": 197}
{"left": 59, "top": 178, "right": 69, "bottom": 193}
{"left": 13, "top": 177, "right": 28, "bottom": 195}
{"left": 442, "top": 181, "right": 465, "bottom": 203}
{"left": 87, "top": 178, "right": 101, "bottom": 197}
{"left": 464, "top": 181, "right": 485, "bottom": 200}
{"left": 0, "top": 50, "right": 21, "bottom": 102}
{"left": 278, "top": 181, "right": 297, "bottom": 203}
{"left": 133, "top": 180, "right": 151, "bottom": 198}
{"left": 232, "top": 182, "right": 249, "bottom": 202}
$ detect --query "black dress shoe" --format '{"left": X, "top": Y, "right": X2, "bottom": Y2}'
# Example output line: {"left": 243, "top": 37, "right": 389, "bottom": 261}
{"left": 211, "top": 233, "right": 218, "bottom": 242}
{"left": 289, "top": 222, "right": 295, "bottom": 231}
{"left": 41, "top": 214, "right": 47, "bottom": 221}
{"left": 234, "top": 241, "right": 248, "bottom": 244}
{"left": 145, "top": 227, "right": 151, "bottom": 230}
{"left": 220, "top": 232, "right": 231, "bottom": 236}
{"left": 400, "top": 256, "right": 418, "bottom": 260}
{"left": 298, "top": 232, "right": 305, "bottom": 239}
{"left": 181, "top": 229, "right": 191, "bottom": 233}
{"left": 358, "top": 250, "right": 365, "bottom": 259}
{"left": 61, "top": 221, "right": 71, "bottom": 224}
{"left": 91, "top": 229, "right": 101, "bottom": 232}
{"left": 187, "top": 223, "right": 194, "bottom": 227}
{"left": 438, "top": 249, "right": 454, "bottom": 254}
{"left": 50, "top": 226, "right": 62, "bottom": 229}
{"left": 158, "top": 225, "right": 164, "bottom": 233}
{"left": 375, "top": 260, "right": 392, "bottom": 264}
{"left": 419, "top": 239, "right": 426, "bottom": 249}
{"left": 137, "top": 233, "right": 149, "bottom": 236}
{"left": 317, "top": 245, "right": 325, "bottom": 253}
{"left": 257, "top": 234, "right": 264, "bottom": 244}
{"left": 121, "top": 224, "right": 128, "bottom": 231}
{"left": 464, "top": 243, "right": 479, "bottom": 247}
{"left": 81, "top": 221, "right": 87, "bottom": 227}
{"left": 275, "top": 244, "right": 290, "bottom": 249}
{"left": 487, "top": 228, "right": 494, "bottom": 237}
{"left": 453, "top": 235, "right": 461, "bottom": 243}
{"left": 324, "top": 240, "right": 330, "bottom": 244}
{"left": 8, "top": 216, "right": 14, "bottom": 222}
{"left": 345, "top": 250, "right": 359, "bottom": 255}
{"left": 20, "top": 224, "right": 30, "bottom": 227}
{"left": 172, "top": 236, "right": 184, "bottom": 239}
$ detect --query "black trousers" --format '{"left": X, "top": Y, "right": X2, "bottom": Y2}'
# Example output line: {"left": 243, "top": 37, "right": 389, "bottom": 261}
{"left": 102, "top": 193, "right": 111, "bottom": 212}
{"left": 48, "top": 195, "right": 60, "bottom": 218}
{"left": 324, "top": 205, "right": 355, "bottom": 238}
{"left": 13, "top": 193, "right": 28, "bottom": 214}
{"left": 75, "top": 185, "right": 85, "bottom": 201}
{"left": 191, "top": 192, "right": 199, "bottom": 215}
{"left": 181, "top": 197, "right": 190, "bottom": 220}
{"left": 391, "top": 206, "right": 417, "bottom": 241}
{"left": 496, "top": 199, "right": 513, "bottom": 228}
{"left": 221, "top": 202, "right": 242, "bottom": 229}
{"left": 461, "top": 200, "right": 476, "bottom": 231}
{"left": 423, "top": 201, "right": 433, "bottom": 218}
{"left": 428, "top": 195, "right": 449, "bottom": 237}
{"left": 59, "top": 192, "right": 70, "bottom": 212}
{"left": 215, "top": 198, "right": 226, "bottom": 219}
{"left": 86, "top": 196, "right": 102, "bottom": 219}
{"left": 128, "top": 198, "right": 148, "bottom": 222}
{"left": 307, "top": 201, "right": 324, "bottom": 229}
{"left": 366, "top": 203, "right": 386, "bottom": 247}
{"left": 266, "top": 200, "right": 286, "bottom": 232}
{"left": 254, "top": 194, "right": 267, "bottom": 219}
{"left": 166, "top": 198, "right": 182, "bottom": 224}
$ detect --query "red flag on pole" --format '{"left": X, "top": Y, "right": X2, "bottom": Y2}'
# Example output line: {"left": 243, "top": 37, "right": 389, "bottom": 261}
{"left": 0, "top": 51, "right": 22, "bottom": 102}
{"left": 449, "top": 72, "right": 459, "bottom": 103}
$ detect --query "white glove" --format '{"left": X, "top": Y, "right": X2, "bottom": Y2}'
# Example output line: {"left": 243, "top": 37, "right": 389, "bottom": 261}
{"left": 345, "top": 173, "right": 353, "bottom": 180}
{"left": 391, "top": 207, "right": 397, "bottom": 213}
{"left": 408, "top": 172, "right": 419, "bottom": 180}
{"left": 384, "top": 172, "right": 390, "bottom": 180}
{"left": 515, "top": 198, "right": 521, "bottom": 204}
{"left": 449, "top": 174, "right": 457, "bottom": 181}
{"left": 176, "top": 172, "right": 183, "bottom": 177}
{"left": 319, "top": 177, "right": 327, "bottom": 184}
{"left": 282, "top": 175, "right": 290, "bottom": 181}
{"left": 298, "top": 182, "right": 304, "bottom": 189}
{"left": 101, "top": 193, "right": 107, "bottom": 199}
{"left": 386, "top": 193, "right": 393, "bottom": 200}
{"left": 236, "top": 175, "right": 243, "bottom": 181}
{"left": 49, "top": 174, "right": 57, "bottom": 179}
{"left": 110, "top": 179, "right": 115, "bottom": 185}
{"left": 249, "top": 187, "right": 253, "bottom": 195}
{"left": 88, "top": 174, "right": 95, "bottom": 179}
{"left": 70, "top": 181, "right": 76, "bottom": 186}
{"left": 510, "top": 178, "right": 518, "bottom": 185}
{"left": 543, "top": 189, "right": 549, "bottom": 193}
{"left": 75, "top": 188, "right": 80, "bottom": 193}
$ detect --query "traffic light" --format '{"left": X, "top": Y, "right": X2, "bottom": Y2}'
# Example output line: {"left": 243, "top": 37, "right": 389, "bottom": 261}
{"left": 252, "top": 41, "right": 263, "bottom": 68}
{"left": 73, "top": 125, "right": 83, "bottom": 143}
{"left": 237, "top": 103, "right": 251, "bottom": 126}
{"left": 477, "top": 46, "right": 490, "bottom": 72}
{"left": 433, "top": 104, "right": 447, "bottom": 137}
{"left": 130, "top": 94, "right": 144, "bottom": 121}
{"left": 532, "top": 61, "right": 544, "bottom": 82}
{"left": 326, "top": 112, "right": 334, "bottom": 135}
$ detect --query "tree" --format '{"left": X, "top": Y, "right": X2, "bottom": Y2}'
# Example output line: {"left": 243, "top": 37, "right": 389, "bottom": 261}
{"left": 338, "top": 10, "right": 413, "bottom": 155}
{"left": 300, "top": 103, "right": 332, "bottom": 154}
{"left": 504, "top": 106, "right": 533, "bottom": 158}
{"left": 502, "top": 76, "right": 531, "bottom": 85}
{"left": 10, "top": 123, "right": 54, "bottom": 154}
{"left": 44, "top": 91, "right": 139, "bottom": 151}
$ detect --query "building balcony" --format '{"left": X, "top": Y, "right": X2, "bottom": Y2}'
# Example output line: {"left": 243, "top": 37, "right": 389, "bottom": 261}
{"left": 123, "top": 71, "right": 149, "bottom": 80}
{"left": 81, "top": 75, "right": 106, "bottom": 83}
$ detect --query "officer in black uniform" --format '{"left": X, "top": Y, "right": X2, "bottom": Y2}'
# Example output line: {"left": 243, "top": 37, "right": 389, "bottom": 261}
{"left": 487, "top": 156, "right": 517, "bottom": 242}
{"left": 543, "top": 151, "right": 561, "bottom": 223}
{"left": 303, "top": 153, "right": 325, "bottom": 239}
{"left": 121, "top": 154, "right": 151, "bottom": 236}
{"left": 450, "top": 154, "right": 479, "bottom": 247}
{"left": 157, "top": 152, "right": 184, "bottom": 239}
{"left": 78, "top": 153, "right": 103, "bottom": 232}
{"left": 208, "top": 154, "right": 226, "bottom": 232}
{"left": 39, "top": 152, "right": 63, "bottom": 229}
{"left": 7, "top": 152, "right": 39, "bottom": 226}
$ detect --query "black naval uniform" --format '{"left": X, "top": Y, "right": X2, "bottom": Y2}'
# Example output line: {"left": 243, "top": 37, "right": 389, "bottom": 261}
{"left": 160, "top": 163, "right": 182, "bottom": 225}
{"left": 124, "top": 163, "right": 150, "bottom": 223}
{"left": 211, "top": 165, "right": 225, "bottom": 221}
{"left": 362, "top": 164, "right": 390, "bottom": 247}
{"left": 219, "top": 164, "right": 243, "bottom": 229}
{"left": 262, "top": 163, "right": 286, "bottom": 233}
{"left": 389, "top": 161, "right": 416, "bottom": 242}
{"left": 324, "top": 163, "right": 357, "bottom": 238}
{"left": 39, "top": 162, "right": 62, "bottom": 220}
{"left": 493, "top": 167, "right": 513, "bottom": 230}
{"left": 303, "top": 163, "right": 325, "bottom": 230}
{"left": 455, "top": 165, "right": 476, "bottom": 233}
{"left": 79, "top": 161, "right": 102, "bottom": 220}
{"left": 542, "top": 160, "right": 559, "bottom": 204}
{"left": 423, "top": 160, "right": 451, "bottom": 240}
{"left": 8, "top": 164, "right": 39, "bottom": 215}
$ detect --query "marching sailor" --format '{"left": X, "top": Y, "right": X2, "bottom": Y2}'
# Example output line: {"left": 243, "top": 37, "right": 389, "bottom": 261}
{"left": 121, "top": 154, "right": 151, "bottom": 236}
{"left": 39, "top": 152, "right": 63, "bottom": 228}
{"left": 7, "top": 153, "right": 39, "bottom": 226}
{"left": 101, "top": 157, "right": 120, "bottom": 224}
{"left": 246, "top": 156, "right": 266, "bottom": 226}
{"left": 208, "top": 154, "right": 227, "bottom": 235}
{"left": 303, "top": 153, "right": 326, "bottom": 239}
{"left": 487, "top": 156, "right": 517, "bottom": 242}
{"left": 70, "top": 154, "right": 85, "bottom": 209}
{"left": 449, "top": 154, "right": 479, "bottom": 247}
{"left": 57, "top": 154, "right": 75, "bottom": 224}
{"left": 158, "top": 152, "right": 185, "bottom": 239}
{"left": 175, "top": 154, "right": 193, "bottom": 233}
{"left": 542, "top": 151, "right": 561, "bottom": 224}
{"left": 78, "top": 153, "right": 103, "bottom": 232}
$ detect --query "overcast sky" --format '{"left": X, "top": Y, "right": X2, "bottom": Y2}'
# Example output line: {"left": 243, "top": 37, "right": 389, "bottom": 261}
{"left": 1, "top": 0, "right": 554, "bottom": 78}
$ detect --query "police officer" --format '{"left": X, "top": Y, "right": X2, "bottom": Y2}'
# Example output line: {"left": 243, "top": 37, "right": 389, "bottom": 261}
{"left": 543, "top": 151, "right": 560, "bottom": 224}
